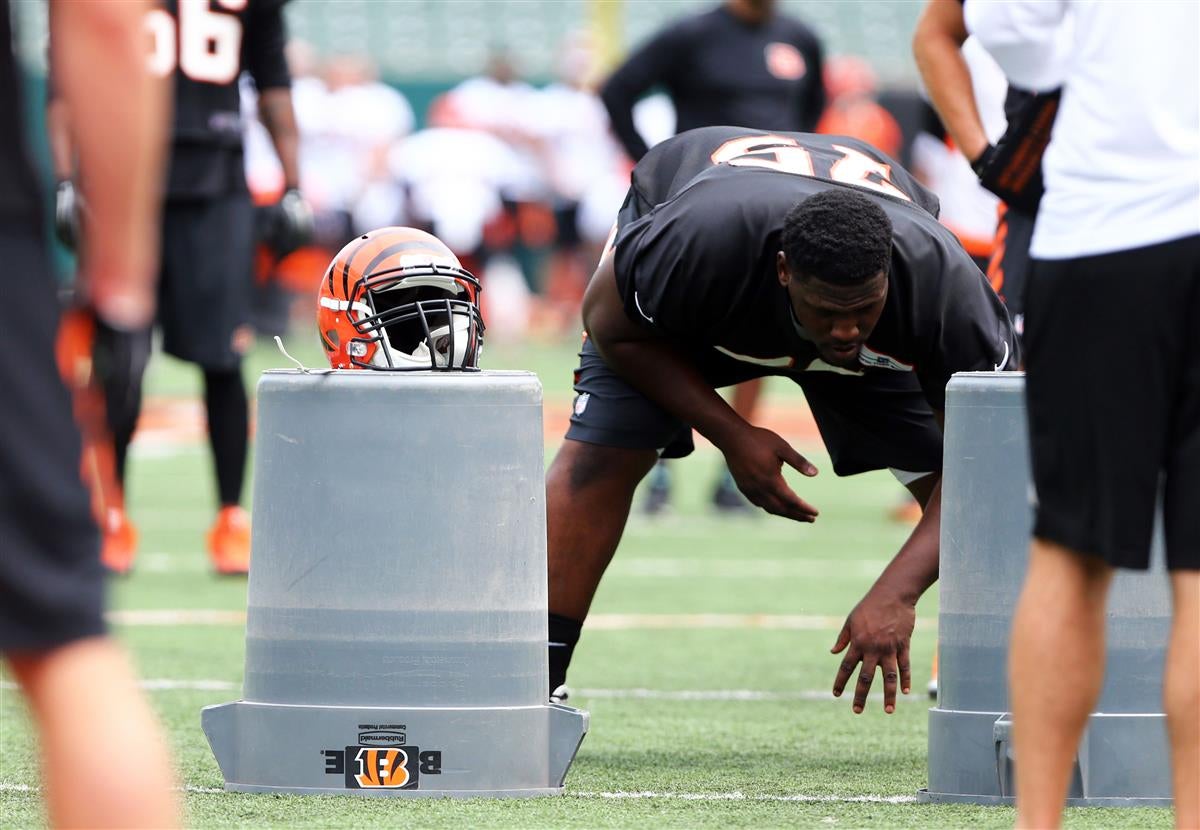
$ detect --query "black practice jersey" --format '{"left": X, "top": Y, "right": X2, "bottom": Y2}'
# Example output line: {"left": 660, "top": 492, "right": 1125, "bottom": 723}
{"left": 0, "top": 0, "right": 41, "bottom": 224}
{"left": 612, "top": 127, "right": 1017, "bottom": 411}
{"left": 601, "top": 6, "right": 825, "bottom": 161}
{"left": 149, "top": 0, "right": 291, "bottom": 199}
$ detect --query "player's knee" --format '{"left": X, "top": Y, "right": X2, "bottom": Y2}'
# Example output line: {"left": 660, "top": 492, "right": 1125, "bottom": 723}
{"left": 550, "top": 440, "right": 655, "bottom": 494}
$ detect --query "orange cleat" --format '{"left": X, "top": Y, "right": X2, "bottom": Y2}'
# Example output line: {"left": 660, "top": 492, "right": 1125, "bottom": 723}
{"left": 101, "top": 507, "right": 139, "bottom": 575}
{"left": 207, "top": 505, "right": 252, "bottom": 576}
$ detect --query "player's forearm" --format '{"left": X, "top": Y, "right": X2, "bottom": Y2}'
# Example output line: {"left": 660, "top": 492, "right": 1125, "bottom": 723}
{"left": 598, "top": 336, "right": 749, "bottom": 448}
{"left": 871, "top": 476, "right": 942, "bottom": 605}
{"left": 259, "top": 88, "right": 302, "bottom": 191}
{"left": 51, "top": 0, "right": 167, "bottom": 327}
{"left": 913, "top": 2, "right": 990, "bottom": 161}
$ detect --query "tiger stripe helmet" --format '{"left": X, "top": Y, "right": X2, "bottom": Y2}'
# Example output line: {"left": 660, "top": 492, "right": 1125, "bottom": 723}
{"left": 317, "top": 227, "right": 484, "bottom": 371}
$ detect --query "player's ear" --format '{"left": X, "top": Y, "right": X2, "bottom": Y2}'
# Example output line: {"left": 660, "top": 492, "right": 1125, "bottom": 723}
{"left": 776, "top": 251, "right": 791, "bottom": 287}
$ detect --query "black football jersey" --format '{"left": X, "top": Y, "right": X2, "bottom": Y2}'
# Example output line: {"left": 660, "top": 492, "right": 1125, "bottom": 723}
{"left": 601, "top": 6, "right": 825, "bottom": 161}
{"left": 0, "top": 0, "right": 41, "bottom": 224}
{"left": 152, "top": 0, "right": 291, "bottom": 199}
{"left": 611, "top": 127, "right": 1017, "bottom": 411}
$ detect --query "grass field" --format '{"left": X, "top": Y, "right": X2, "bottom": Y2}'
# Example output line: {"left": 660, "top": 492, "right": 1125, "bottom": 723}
{"left": 0, "top": 333, "right": 1173, "bottom": 828}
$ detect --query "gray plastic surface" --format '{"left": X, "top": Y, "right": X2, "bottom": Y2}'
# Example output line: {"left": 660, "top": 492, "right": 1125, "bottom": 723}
{"left": 202, "top": 370, "right": 587, "bottom": 797}
{"left": 922, "top": 372, "right": 1171, "bottom": 807}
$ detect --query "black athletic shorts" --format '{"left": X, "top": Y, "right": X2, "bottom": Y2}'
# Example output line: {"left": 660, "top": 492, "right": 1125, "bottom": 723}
{"left": 0, "top": 226, "right": 106, "bottom": 652}
{"left": 988, "top": 206, "right": 1034, "bottom": 338}
{"left": 566, "top": 336, "right": 943, "bottom": 477}
{"left": 159, "top": 189, "right": 255, "bottom": 370}
{"left": 1025, "top": 233, "right": 1200, "bottom": 570}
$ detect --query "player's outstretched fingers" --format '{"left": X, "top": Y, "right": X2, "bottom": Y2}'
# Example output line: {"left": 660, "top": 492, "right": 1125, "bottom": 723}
{"left": 831, "top": 628, "right": 859, "bottom": 699}
{"left": 778, "top": 442, "right": 818, "bottom": 478}
{"left": 853, "top": 656, "right": 878, "bottom": 714}
{"left": 897, "top": 640, "right": 912, "bottom": 696}
{"left": 880, "top": 652, "right": 900, "bottom": 714}
{"left": 770, "top": 484, "right": 819, "bottom": 523}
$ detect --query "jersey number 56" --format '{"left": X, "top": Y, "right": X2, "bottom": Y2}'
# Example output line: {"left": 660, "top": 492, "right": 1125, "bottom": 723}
{"left": 145, "top": 0, "right": 245, "bottom": 84}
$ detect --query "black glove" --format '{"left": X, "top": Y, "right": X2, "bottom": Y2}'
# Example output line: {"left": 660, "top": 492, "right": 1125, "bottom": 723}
{"left": 971, "top": 88, "right": 1061, "bottom": 216}
{"left": 260, "top": 188, "right": 314, "bottom": 258}
{"left": 90, "top": 310, "right": 152, "bottom": 439}
{"left": 54, "top": 179, "right": 83, "bottom": 250}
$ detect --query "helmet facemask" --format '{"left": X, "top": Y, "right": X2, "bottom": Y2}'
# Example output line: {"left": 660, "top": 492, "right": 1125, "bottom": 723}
{"left": 347, "top": 264, "right": 484, "bottom": 371}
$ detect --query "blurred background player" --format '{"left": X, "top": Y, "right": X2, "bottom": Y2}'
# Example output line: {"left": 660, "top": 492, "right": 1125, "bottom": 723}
{"left": 49, "top": 0, "right": 312, "bottom": 575}
{"left": 969, "top": 1, "right": 1199, "bottom": 826}
{"left": 911, "top": 0, "right": 1062, "bottom": 696}
{"left": 1, "top": 0, "right": 180, "bottom": 825}
{"left": 913, "top": 0, "right": 1059, "bottom": 342}
{"left": 599, "top": 0, "right": 826, "bottom": 514}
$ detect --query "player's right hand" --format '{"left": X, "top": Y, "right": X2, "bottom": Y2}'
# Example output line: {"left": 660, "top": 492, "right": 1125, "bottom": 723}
{"left": 54, "top": 179, "right": 83, "bottom": 251}
{"left": 721, "top": 425, "right": 819, "bottom": 522}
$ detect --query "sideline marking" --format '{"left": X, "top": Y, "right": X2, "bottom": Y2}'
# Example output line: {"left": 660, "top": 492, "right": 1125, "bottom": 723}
{"left": 570, "top": 790, "right": 919, "bottom": 804}
{"left": 2, "top": 681, "right": 898, "bottom": 702}
{"left": 94, "top": 610, "right": 936, "bottom": 631}
{"left": 0, "top": 782, "right": 916, "bottom": 803}
{"left": 94, "top": 609, "right": 936, "bottom": 632}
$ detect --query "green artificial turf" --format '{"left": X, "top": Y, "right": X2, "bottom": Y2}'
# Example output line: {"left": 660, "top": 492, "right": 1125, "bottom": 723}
{"left": 0, "top": 336, "right": 1173, "bottom": 829}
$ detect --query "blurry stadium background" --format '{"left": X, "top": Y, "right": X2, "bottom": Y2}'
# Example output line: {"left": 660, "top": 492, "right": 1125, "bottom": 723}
{"left": 0, "top": 1, "right": 1175, "bottom": 827}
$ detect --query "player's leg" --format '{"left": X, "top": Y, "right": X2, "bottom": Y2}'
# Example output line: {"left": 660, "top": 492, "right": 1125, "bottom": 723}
{"left": 1164, "top": 570, "right": 1199, "bottom": 828}
{"left": 1162, "top": 245, "right": 1200, "bottom": 828}
{"left": 1009, "top": 540, "right": 1113, "bottom": 828}
{"left": 0, "top": 227, "right": 179, "bottom": 827}
{"left": 7, "top": 640, "right": 180, "bottom": 828}
{"left": 547, "top": 336, "right": 693, "bottom": 693}
{"left": 1015, "top": 237, "right": 1190, "bottom": 826}
{"left": 160, "top": 193, "right": 255, "bottom": 572}
{"left": 547, "top": 439, "right": 658, "bottom": 692}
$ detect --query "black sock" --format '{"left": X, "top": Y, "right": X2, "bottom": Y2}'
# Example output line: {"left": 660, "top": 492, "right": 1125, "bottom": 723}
{"left": 548, "top": 613, "right": 583, "bottom": 693}
{"left": 204, "top": 367, "right": 248, "bottom": 507}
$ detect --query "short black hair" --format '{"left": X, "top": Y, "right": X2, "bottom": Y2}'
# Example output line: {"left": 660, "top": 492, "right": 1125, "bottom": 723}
{"left": 781, "top": 188, "right": 893, "bottom": 285}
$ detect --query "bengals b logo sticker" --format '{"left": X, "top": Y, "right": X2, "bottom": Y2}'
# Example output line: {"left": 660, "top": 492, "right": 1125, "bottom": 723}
{"left": 352, "top": 747, "right": 411, "bottom": 788}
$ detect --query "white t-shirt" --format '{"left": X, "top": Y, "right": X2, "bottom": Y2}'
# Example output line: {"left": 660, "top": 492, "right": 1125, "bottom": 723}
{"left": 967, "top": 0, "right": 1200, "bottom": 259}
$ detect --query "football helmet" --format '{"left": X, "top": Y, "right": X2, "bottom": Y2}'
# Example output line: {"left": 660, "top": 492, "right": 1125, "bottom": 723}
{"left": 317, "top": 227, "right": 484, "bottom": 370}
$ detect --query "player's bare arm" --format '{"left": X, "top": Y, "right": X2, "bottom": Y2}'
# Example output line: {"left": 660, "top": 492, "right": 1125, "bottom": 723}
{"left": 912, "top": 0, "right": 990, "bottom": 163}
{"left": 582, "top": 252, "right": 819, "bottom": 522}
{"left": 50, "top": 0, "right": 167, "bottom": 328}
{"left": 258, "top": 88, "right": 302, "bottom": 191}
{"left": 832, "top": 462, "right": 943, "bottom": 715}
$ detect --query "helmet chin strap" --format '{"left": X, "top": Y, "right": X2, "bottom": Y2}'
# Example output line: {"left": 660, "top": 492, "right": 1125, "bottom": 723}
{"left": 274, "top": 336, "right": 334, "bottom": 374}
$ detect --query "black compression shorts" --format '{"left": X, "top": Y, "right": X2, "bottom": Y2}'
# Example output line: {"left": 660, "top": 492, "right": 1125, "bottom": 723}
{"left": 566, "top": 336, "right": 943, "bottom": 477}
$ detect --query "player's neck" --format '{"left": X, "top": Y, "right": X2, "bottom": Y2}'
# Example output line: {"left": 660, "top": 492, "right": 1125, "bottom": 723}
{"left": 724, "top": 0, "right": 772, "bottom": 26}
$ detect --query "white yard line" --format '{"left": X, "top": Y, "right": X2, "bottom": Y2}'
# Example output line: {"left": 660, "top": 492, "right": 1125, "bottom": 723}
{"left": 106, "top": 609, "right": 247, "bottom": 625}
{"left": 586, "top": 613, "right": 936, "bottom": 632}
{"left": 570, "top": 790, "right": 918, "bottom": 804}
{"left": 118, "top": 554, "right": 893, "bottom": 575}
{"left": 0, "top": 782, "right": 916, "bottom": 803}
{"left": 1, "top": 679, "right": 236, "bottom": 692}
{"left": 576, "top": 688, "right": 856, "bottom": 702}
{"left": 3, "top": 681, "right": 898, "bottom": 703}
{"left": 609, "top": 558, "right": 890, "bottom": 578}
{"left": 98, "top": 609, "right": 935, "bottom": 632}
